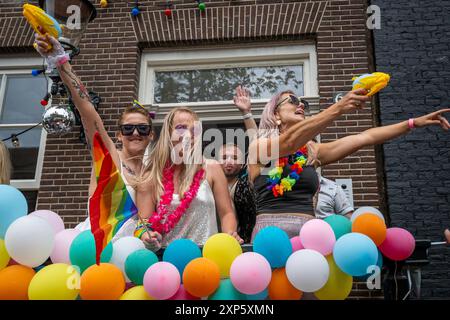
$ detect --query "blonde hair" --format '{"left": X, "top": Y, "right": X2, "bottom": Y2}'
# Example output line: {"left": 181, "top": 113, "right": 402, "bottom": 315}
{"left": 140, "top": 107, "right": 203, "bottom": 201}
{"left": 0, "top": 141, "right": 12, "bottom": 184}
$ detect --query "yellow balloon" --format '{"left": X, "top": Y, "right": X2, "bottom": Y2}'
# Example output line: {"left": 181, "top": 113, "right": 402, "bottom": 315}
{"left": 0, "top": 239, "right": 10, "bottom": 270}
{"left": 203, "top": 233, "right": 242, "bottom": 278}
{"left": 314, "top": 255, "right": 353, "bottom": 300}
{"left": 120, "top": 286, "right": 154, "bottom": 300}
{"left": 28, "top": 263, "right": 80, "bottom": 300}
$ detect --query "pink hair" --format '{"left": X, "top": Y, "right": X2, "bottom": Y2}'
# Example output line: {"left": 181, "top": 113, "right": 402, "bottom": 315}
{"left": 258, "top": 90, "right": 295, "bottom": 138}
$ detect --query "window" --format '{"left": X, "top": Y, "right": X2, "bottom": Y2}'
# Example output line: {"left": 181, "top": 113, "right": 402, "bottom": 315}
{"left": 139, "top": 43, "right": 319, "bottom": 124}
{"left": 0, "top": 57, "right": 49, "bottom": 191}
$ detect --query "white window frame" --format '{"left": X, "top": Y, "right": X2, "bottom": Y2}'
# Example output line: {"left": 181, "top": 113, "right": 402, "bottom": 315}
{"left": 0, "top": 57, "right": 49, "bottom": 190}
{"left": 139, "top": 43, "right": 319, "bottom": 124}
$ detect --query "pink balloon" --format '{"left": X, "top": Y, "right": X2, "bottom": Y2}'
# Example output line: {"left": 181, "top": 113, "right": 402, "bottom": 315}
{"left": 379, "top": 228, "right": 415, "bottom": 261}
{"left": 230, "top": 252, "right": 271, "bottom": 295}
{"left": 30, "top": 210, "right": 65, "bottom": 234}
{"left": 169, "top": 284, "right": 200, "bottom": 300}
{"left": 143, "top": 262, "right": 180, "bottom": 300}
{"left": 50, "top": 229, "right": 80, "bottom": 264}
{"left": 299, "top": 219, "right": 336, "bottom": 256}
{"left": 290, "top": 236, "right": 304, "bottom": 252}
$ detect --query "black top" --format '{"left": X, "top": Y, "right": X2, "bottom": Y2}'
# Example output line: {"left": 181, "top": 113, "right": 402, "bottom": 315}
{"left": 254, "top": 162, "right": 319, "bottom": 216}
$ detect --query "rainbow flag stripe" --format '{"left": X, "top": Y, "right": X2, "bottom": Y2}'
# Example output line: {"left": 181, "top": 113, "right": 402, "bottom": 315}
{"left": 89, "top": 132, "right": 138, "bottom": 264}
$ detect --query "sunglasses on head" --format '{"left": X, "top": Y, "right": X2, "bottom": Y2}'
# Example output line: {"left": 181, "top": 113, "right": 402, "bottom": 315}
{"left": 119, "top": 124, "right": 152, "bottom": 136}
{"left": 276, "top": 95, "right": 310, "bottom": 112}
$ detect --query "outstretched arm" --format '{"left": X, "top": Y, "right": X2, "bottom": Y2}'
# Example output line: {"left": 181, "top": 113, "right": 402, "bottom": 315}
{"left": 317, "top": 108, "right": 450, "bottom": 166}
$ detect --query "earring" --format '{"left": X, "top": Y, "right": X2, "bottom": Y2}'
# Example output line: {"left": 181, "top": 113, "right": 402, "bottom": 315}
{"left": 276, "top": 120, "right": 281, "bottom": 126}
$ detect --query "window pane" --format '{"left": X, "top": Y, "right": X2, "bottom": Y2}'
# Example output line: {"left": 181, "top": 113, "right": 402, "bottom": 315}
{"left": 0, "top": 127, "right": 42, "bottom": 180}
{"left": 0, "top": 74, "right": 47, "bottom": 124}
{"left": 154, "top": 65, "right": 303, "bottom": 103}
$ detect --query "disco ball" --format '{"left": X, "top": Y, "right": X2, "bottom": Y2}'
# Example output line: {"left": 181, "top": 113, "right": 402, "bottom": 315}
{"left": 42, "top": 104, "right": 76, "bottom": 134}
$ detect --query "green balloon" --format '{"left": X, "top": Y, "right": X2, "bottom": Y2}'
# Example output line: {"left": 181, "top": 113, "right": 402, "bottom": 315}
{"left": 125, "top": 249, "right": 158, "bottom": 285}
{"left": 69, "top": 230, "right": 113, "bottom": 274}
{"left": 324, "top": 215, "right": 352, "bottom": 240}
{"left": 208, "top": 279, "right": 245, "bottom": 300}
{"left": 198, "top": 2, "right": 206, "bottom": 11}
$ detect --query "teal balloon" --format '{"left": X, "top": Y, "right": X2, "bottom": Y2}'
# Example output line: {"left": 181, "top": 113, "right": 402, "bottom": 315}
{"left": 355, "top": 250, "right": 384, "bottom": 281}
{"left": 246, "top": 288, "right": 268, "bottom": 300}
{"left": 69, "top": 230, "right": 113, "bottom": 273}
{"left": 253, "top": 226, "right": 292, "bottom": 268}
{"left": 125, "top": 249, "right": 158, "bottom": 285}
{"left": 163, "top": 239, "right": 201, "bottom": 276}
{"left": 209, "top": 279, "right": 245, "bottom": 300}
{"left": 0, "top": 185, "right": 28, "bottom": 238}
{"left": 324, "top": 215, "right": 352, "bottom": 240}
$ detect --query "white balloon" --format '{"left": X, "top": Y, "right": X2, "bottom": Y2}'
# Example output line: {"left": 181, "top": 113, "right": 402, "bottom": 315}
{"left": 50, "top": 229, "right": 80, "bottom": 264}
{"left": 351, "top": 207, "right": 385, "bottom": 223}
{"left": 5, "top": 215, "right": 55, "bottom": 268}
{"left": 110, "top": 236, "right": 145, "bottom": 282}
{"left": 285, "top": 249, "right": 329, "bottom": 292}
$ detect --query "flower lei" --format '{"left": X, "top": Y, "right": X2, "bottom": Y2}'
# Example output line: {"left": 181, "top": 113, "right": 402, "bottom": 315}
{"left": 266, "top": 146, "right": 308, "bottom": 197}
{"left": 148, "top": 164, "right": 205, "bottom": 234}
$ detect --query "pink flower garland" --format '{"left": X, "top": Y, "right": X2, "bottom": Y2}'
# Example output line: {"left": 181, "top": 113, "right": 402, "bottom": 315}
{"left": 148, "top": 164, "right": 205, "bottom": 234}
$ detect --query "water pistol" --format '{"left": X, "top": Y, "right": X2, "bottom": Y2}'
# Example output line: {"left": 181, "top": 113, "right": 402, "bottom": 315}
{"left": 352, "top": 72, "right": 390, "bottom": 96}
{"left": 23, "top": 3, "right": 63, "bottom": 51}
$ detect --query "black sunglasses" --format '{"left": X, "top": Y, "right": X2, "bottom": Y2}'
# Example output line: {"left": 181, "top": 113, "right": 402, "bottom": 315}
{"left": 276, "top": 95, "right": 309, "bottom": 112}
{"left": 119, "top": 124, "right": 152, "bottom": 136}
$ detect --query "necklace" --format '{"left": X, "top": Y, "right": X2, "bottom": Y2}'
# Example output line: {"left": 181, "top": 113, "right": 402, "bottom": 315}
{"left": 148, "top": 164, "right": 204, "bottom": 234}
{"left": 266, "top": 146, "right": 308, "bottom": 197}
{"left": 121, "top": 162, "right": 136, "bottom": 176}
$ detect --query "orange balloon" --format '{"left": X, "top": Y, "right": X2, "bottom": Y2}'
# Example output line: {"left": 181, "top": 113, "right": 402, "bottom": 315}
{"left": 80, "top": 263, "right": 125, "bottom": 300}
{"left": 268, "top": 268, "right": 303, "bottom": 300}
{"left": 183, "top": 258, "right": 220, "bottom": 297}
{"left": 0, "top": 265, "right": 36, "bottom": 300}
{"left": 352, "top": 213, "right": 387, "bottom": 246}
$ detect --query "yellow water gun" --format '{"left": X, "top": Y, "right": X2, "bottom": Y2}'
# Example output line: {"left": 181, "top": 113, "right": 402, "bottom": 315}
{"left": 23, "top": 3, "right": 62, "bottom": 51}
{"left": 352, "top": 72, "right": 391, "bottom": 96}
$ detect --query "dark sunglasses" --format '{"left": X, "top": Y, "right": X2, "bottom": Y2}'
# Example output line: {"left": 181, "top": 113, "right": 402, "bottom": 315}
{"left": 119, "top": 124, "right": 152, "bottom": 136}
{"left": 276, "top": 95, "right": 309, "bottom": 112}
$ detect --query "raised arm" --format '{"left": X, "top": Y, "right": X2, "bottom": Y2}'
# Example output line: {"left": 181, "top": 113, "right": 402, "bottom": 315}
{"left": 34, "top": 33, "right": 119, "bottom": 165}
{"left": 248, "top": 89, "right": 371, "bottom": 165}
{"left": 233, "top": 86, "right": 258, "bottom": 134}
{"left": 317, "top": 108, "right": 450, "bottom": 166}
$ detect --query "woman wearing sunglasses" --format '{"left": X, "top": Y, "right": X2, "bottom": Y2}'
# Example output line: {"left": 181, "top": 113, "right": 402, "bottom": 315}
{"left": 34, "top": 33, "right": 155, "bottom": 240}
{"left": 135, "top": 107, "right": 243, "bottom": 250}
{"left": 248, "top": 89, "right": 450, "bottom": 241}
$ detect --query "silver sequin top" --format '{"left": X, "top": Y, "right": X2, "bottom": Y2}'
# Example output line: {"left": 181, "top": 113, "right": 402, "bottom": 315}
{"left": 161, "top": 179, "right": 218, "bottom": 247}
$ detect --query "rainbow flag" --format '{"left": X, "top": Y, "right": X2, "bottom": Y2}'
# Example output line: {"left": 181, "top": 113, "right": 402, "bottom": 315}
{"left": 89, "top": 132, "right": 138, "bottom": 264}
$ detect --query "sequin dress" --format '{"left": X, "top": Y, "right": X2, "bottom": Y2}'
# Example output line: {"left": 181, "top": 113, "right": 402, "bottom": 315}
{"left": 160, "top": 179, "right": 218, "bottom": 247}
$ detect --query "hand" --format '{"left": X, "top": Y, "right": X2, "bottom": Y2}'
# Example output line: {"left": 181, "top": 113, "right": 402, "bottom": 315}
{"left": 334, "top": 88, "right": 371, "bottom": 114}
{"left": 229, "top": 231, "right": 244, "bottom": 244}
{"left": 34, "top": 27, "right": 68, "bottom": 71}
{"left": 413, "top": 108, "right": 450, "bottom": 131}
{"left": 141, "top": 231, "right": 162, "bottom": 252}
{"left": 233, "top": 86, "right": 252, "bottom": 114}
{"left": 445, "top": 229, "right": 450, "bottom": 245}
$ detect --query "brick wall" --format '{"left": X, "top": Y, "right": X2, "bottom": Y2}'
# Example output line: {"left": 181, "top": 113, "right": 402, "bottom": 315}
{"left": 372, "top": 0, "right": 450, "bottom": 298}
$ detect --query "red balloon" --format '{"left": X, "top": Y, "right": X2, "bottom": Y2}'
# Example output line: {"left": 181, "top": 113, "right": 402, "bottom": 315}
{"left": 379, "top": 228, "right": 415, "bottom": 261}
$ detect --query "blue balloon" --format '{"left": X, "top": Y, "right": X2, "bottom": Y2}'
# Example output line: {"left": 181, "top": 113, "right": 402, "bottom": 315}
{"left": 253, "top": 226, "right": 292, "bottom": 268}
{"left": 163, "top": 239, "right": 201, "bottom": 276}
{"left": 246, "top": 288, "right": 268, "bottom": 300}
{"left": 208, "top": 279, "right": 245, "bottom": 300}
{"left": 0, "top": 185, "right": 28, "bottom": 238}
{"left": 355, "top": 250, "right": 384, "bottom": 281}
{"left": 333, "top": 233, "right": 378, "bottom": 276}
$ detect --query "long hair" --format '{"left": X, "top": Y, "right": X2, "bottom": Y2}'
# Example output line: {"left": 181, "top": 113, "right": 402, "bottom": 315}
{"left": 0, "top": 141, "right": 12, "bottom": 184}
{"left": 140, "top": 107, "right": 203, "bottom": 202}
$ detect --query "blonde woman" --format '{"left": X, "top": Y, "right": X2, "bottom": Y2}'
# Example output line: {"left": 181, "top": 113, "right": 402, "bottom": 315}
{"left": 249, "top": 89, "right": 450, "bottom": 241}
{"left": 136, "top": 107, "right": 243, "bottom": 250}
{"left": 0, "top": 141, "right": 12, "bottom": 184}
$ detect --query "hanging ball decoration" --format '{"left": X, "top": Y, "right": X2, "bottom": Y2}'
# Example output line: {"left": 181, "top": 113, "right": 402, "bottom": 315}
{"left": 198, "top": 2, "right": 206, "bottom": 11}
{"left": 40, "top": 99, "right": 48, "bottom": 107}
{"left": 100, "top": 0, "right": 108, "bottom": 8}
{"left": 164, "top": 8, "right": 172, "bottom": 17}
{"left": 32, "top": 69, "right": 43, "bottom": 77}
{"left": 42, "top": 104, "right": 76, "bottom": 135}
{"left": 131, "top": 7, "right": 140, "bottom": 17}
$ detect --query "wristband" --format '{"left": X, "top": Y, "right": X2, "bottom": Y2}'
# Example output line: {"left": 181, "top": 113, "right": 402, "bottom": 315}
{"left": 408, "top": 118, "right": 415, "bottom": 129}
{"left": 56, "top": 54, "right": 70, "bottom": 67}
{"left": 134, "top": 228, "right": 146, "bottom": 239}
{"left": 242, "top": 112, "right": 253, "bottom": 120}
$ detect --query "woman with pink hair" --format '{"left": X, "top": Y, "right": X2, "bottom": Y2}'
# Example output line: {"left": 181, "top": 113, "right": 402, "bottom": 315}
{"left": 248, "top": 89, "right": 450, "bottom": 241}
